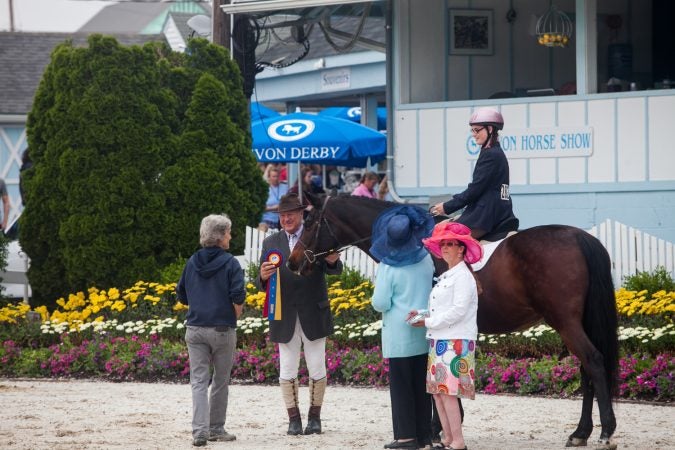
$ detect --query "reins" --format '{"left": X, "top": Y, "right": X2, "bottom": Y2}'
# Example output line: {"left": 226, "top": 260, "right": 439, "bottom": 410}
{"left": 299, "top": 196, "right": 372, "bottom": 264}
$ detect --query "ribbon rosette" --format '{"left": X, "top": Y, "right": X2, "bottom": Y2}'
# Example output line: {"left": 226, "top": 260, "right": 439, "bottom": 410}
{"left": 263, "top": 249, "right": 283, "bottom": 321}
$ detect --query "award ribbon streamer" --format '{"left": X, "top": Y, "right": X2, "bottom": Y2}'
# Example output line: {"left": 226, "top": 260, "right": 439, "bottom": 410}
{"left": 263, "top": 250, "right": 283, "bottom": 321}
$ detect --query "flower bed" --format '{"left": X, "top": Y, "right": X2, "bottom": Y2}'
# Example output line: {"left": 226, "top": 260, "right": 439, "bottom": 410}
{"left": 0, "top": 276, "right": 673, "bottom": 401}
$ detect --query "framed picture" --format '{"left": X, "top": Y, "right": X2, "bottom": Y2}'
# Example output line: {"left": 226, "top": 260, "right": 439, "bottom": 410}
{"left": 448, "top": 9, "right": 494, "bottom": 55}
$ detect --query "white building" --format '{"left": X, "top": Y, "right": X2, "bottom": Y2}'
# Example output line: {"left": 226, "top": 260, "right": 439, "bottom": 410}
{"left": 224, "top": 0, "right": 675, "bottom": 245}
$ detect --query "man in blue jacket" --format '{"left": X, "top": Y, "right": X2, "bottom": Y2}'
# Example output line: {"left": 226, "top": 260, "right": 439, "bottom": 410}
{"left": 177, "top": 213, "right": 245, "bottom": 447}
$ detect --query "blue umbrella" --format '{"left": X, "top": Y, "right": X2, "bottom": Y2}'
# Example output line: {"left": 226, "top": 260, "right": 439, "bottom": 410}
{"left": 250, "top": 102, "right": 281, "bottom": 121}
{"left": 252, "top": 112, "right": 385, "bottom": 168}
{"left": 319, "top": 106, "right": 387, "bottom": 131}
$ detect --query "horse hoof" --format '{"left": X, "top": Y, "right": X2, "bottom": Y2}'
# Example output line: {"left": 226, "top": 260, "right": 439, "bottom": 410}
{"left": 594, "top": 438, "right": 617, "bottom": 450}
{"left": 566, "top": 436, "right": 588, "bottom": 447}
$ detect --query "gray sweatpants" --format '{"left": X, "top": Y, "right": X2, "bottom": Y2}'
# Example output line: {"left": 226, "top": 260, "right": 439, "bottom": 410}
{"left": 185, "top": 326, "right": 237, "bottom": 439}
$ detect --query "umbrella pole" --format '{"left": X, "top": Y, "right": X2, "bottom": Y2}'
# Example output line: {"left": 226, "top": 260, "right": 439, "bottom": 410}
{"left": 297, "top": 161, "right": 302, "bottom": 204}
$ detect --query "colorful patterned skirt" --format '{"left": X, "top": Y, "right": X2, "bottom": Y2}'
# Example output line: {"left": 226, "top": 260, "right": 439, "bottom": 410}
{"left": 426, "top": 338, "right": 476, "bottom": 399}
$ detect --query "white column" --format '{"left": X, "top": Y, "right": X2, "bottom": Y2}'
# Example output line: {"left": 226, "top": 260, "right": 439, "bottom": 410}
{"left": 576, "top": 0, "right": 597, "bottom": 94}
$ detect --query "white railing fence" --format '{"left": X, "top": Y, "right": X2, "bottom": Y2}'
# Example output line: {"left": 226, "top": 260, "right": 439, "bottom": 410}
{"left": 588, "top": 219, "right": 675, "bottom": 287}
{"left": 243, "top": 220, "right": 675, "bottom": 287}
{"left": 242, "top": 226, "right": 379, "bottom": 279}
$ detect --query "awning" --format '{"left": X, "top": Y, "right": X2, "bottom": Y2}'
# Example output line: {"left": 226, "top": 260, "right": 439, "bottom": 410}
{"left": 221, "top": 0, "right": 382, "bottom": 14}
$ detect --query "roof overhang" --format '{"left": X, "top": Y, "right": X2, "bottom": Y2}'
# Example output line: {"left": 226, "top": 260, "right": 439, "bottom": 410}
{"left": 221, "top": 0, "right": 382, "bottom": 14}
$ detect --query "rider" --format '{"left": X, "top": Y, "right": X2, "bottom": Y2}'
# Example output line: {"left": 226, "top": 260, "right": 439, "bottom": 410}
{"left": 430, "top": 108, "right": 519, "bottom": 240}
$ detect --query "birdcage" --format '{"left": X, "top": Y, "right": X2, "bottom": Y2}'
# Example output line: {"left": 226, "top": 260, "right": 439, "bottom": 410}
{"left": 536, "top": 5, "right": 573, "bottom": 48}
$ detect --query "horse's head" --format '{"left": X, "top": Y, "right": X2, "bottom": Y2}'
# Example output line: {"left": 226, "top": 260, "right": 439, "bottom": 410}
{"left": 286, "top": 192, "right": 341, "bottom": 276}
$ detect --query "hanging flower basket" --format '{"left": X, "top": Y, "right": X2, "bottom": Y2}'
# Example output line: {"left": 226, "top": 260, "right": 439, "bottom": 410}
{"left": 536, "top": 5, "right": 573, "bottom": 48}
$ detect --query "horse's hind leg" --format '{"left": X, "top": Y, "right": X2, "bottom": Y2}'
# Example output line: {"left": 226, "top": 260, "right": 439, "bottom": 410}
{"left": 560, "top": 333, "right": 617, "bottom": 449}
{"left": 566, "top": 369, "right": 593, "bottom": 447}
{"left": 589, "top": 348, "right": 617, "bottom": 449}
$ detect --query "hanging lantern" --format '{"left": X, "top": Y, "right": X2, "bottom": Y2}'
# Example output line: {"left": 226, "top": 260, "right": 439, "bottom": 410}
{"left": 536, "top": 5, "right": 573, "bottom": 47}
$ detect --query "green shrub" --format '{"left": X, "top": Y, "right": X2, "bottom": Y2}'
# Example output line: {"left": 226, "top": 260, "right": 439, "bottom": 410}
{"left": 327, "top": 266, "right": 372, "bottom": 290}
{"left": 22, "top": 36, "right": 265, "bottom": 307}
{"left": 158, "top": 258, "right": 187, "bottom": 284}
{"left": 622, "top": 267, "right": 675, "bottom": 297}
{"left": 246, "top": 262, "right": 259, "bottom": 285}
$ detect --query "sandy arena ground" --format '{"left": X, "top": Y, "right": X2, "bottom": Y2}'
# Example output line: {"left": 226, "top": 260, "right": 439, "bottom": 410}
{"left": 0, "top": 379, "right": 673, "bottom": 449}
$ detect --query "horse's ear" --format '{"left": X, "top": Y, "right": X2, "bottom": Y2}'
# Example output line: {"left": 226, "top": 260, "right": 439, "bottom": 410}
{"left": 304, "top": 191, "right": 325, "bottom": 209}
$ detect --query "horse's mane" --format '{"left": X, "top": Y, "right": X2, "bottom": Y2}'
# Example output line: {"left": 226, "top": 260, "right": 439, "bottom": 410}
{"left": 329, "top": 193, "right": 396, "bottom": 208}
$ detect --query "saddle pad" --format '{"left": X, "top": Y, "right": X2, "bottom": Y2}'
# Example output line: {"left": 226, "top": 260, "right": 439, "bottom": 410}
{"left": 471, "top": 231, "right": 517, "bottom": 271}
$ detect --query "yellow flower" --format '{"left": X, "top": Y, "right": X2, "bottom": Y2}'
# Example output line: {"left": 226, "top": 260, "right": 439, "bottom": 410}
{"left": 173, "top": 302, "right": 188, "bottom": 312}
{"left": 111, "top": 300, "right": 127, "bottom": 312}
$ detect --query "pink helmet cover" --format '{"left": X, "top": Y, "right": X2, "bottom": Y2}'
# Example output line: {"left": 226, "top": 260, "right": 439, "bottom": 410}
{"left": 469, "top": 108, "right": 504, "bottom": 130}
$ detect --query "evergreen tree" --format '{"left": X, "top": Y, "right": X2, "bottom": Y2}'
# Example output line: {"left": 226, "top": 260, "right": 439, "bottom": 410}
{"left": 21, "top": 35, "right": 265, "bottom": 306}
{"left": 161, "top": 72, "right": 266, "bottom": 258}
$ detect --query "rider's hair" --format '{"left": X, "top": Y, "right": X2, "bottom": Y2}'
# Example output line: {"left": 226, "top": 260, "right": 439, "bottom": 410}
{"left": 360, "top": 171, "right": 379, "bottom": 183}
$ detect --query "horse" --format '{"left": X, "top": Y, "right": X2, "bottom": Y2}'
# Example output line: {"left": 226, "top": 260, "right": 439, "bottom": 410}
{"left": 288, "top": 193, "right": 619, "bottom": 449}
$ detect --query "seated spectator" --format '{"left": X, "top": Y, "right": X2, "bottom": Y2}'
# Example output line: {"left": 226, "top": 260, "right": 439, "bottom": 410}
{"left": 326, "top": 169, "right": 345, "bottom": 195}
{"left": 289, "top": 167, "right": 325, "bottom": 197}
{"left": 279, "top": 164, "right": 288, "bottom": 183}
{"left": 260, "top": 167, "right": 288, "bottom": 230}
{"left": 351, "top": 171, "right": 387, "bottom": 200}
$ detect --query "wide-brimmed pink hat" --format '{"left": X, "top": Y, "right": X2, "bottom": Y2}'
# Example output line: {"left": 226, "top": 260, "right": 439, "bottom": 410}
{"left": 422, "top": 222, "right": 483, "bottom": 264}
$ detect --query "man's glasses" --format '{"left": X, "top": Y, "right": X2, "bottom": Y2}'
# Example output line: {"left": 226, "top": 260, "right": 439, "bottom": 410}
{"left": 440, "top": 241, "right": 460, "bottom": 248}
{"left": 470, "top": 127, "right": 485, "bottom": 134}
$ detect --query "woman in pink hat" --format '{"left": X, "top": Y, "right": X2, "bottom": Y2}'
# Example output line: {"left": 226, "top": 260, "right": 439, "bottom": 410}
{"left": 408, "top": 222, "right": 483, "bottom": 450}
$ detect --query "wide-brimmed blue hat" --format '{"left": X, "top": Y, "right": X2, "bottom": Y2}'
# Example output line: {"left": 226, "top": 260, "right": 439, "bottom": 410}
{"left": 370, "top": 205, "right": 435, "bottom": 267}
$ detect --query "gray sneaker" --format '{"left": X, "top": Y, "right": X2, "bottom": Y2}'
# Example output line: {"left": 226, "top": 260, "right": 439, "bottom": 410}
{"left": 208, "top": 431, "right": 236, "bottom": 442}
{"left": 192, "top": 436, "right": 207, "bottom": 447}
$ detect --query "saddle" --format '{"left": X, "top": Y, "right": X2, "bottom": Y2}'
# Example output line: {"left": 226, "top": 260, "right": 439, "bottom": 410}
{"left": 480, "top": 216, "right": 519, "bottom": 242}
{"left": 472, "top": 217, "right": 519, "bottom": 271}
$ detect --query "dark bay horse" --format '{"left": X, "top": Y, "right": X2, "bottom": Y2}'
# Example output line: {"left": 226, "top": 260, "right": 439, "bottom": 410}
{"left": 288, "top": 193, "right": 619, "bottom": 449}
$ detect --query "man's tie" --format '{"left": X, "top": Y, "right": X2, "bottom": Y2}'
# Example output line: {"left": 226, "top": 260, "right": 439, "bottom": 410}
{"left": 288, "top": 233, "right": 296, "bottom": 251}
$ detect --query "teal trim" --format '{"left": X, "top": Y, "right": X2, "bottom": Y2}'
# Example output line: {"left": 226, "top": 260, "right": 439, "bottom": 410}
{"left": 396, "top": 89, "right": 675, "bottom": 110}
{"left": 396, "top": 180, "right": 675, "bottom": 198}
{"left": 142, "top": 11, "right": 169, "bottom": 34}
{"left": 511, "top": 180, "right": 675, "bottom": 194}
{"left": 141, "top": 3, "right": 207, "bottom": 35}
{"left": 141, "top": 1, "right": 210, "bottom": 34}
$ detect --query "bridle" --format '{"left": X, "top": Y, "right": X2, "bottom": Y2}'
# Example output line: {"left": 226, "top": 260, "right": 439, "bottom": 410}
{"left": 296, "top": 196, "right": 371, "bottom": 266}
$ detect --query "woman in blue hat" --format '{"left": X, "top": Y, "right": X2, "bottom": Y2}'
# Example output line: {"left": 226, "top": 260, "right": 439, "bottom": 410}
{"left": 370, "top": 205, "right": 436, "bottom": 450}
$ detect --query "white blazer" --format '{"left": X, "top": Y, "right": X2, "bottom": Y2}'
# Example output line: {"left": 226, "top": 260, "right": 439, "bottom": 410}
{"left": 424, "top": 262, "right": 478, "bottom": 341}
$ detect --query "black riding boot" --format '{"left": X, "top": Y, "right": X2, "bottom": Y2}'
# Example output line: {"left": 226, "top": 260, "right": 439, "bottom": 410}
{"left": 287, "top": 407, "right": 303, "bottom": 436}
{"left": 304, "top": 377, "right": 326, "bottom": 435}
{"left": 281, "top": 379, "right": 303, "bottom": 435}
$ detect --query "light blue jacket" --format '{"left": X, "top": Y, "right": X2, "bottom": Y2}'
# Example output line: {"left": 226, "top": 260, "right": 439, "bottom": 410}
{"left": 371, "top": 253, "right": 434, "bottom": 358}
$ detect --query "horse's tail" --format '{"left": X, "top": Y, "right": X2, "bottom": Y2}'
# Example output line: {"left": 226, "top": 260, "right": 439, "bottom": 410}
{"left": 576, "top": 230, "right": 619, "bottom": 396}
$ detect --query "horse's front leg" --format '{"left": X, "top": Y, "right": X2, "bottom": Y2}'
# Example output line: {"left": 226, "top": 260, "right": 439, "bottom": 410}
{"left": 566, "top": 370, "right": 593, "bottom": 447}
